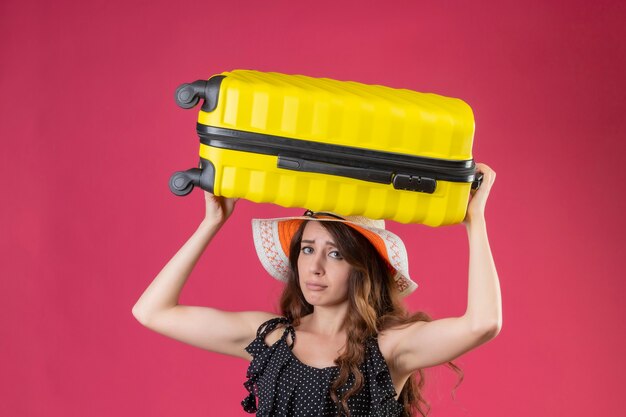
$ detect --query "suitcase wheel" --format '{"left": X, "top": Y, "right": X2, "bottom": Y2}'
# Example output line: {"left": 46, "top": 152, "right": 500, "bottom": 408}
{"left": 175, "top": 82, "right": 205, "bottom": 109}
{"left": 175, "top": 76, "right": 225, "bottom": 111}
{"left": 169, "top": 168, "right": 201, "bottom": 196}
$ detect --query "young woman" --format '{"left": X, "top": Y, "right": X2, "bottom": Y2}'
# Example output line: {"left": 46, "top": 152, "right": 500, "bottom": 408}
{"left": 132, "top": 163, "right": 500, "bottom": 417}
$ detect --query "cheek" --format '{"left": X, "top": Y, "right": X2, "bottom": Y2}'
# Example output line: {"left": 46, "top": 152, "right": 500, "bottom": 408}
{"left": 297, "top": 252, "right": 311, "bottom": 273}
{"left": 337, "top": 267, "right": 353, "bottom": 290}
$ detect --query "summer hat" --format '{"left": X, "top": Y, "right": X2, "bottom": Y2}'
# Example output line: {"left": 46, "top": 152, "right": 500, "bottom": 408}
{"left": 252, "top": 210, "right": 417, "bottom": 296}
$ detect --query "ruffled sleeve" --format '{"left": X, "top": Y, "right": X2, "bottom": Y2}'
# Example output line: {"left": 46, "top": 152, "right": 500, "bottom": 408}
{"left": 364, "top": 337, "right": 404, "bottom": 416}
{"left": 241, "top": 317, "right": 294, "bottom": 414}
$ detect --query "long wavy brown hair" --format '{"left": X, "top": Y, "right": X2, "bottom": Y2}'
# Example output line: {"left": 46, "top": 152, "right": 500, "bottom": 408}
{"left": 279, "top": 220, "right": 463, "bottom": 417}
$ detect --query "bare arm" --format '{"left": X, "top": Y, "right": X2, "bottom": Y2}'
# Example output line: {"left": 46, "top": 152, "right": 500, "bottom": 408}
{"left": 385, "top": 163, "right": 502, "bottom": 373}
{"left": 132, "top": 193, "right": 276, "bottom": 359}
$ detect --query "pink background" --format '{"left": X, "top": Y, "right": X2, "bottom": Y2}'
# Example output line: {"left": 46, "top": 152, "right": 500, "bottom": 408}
{"left": 1, "top": 0, "right": 624, "bottom": 416}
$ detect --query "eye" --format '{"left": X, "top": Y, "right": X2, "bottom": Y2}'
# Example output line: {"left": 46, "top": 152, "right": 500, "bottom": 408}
{"left": 301, "top": 246, "right": 314, "bottom": 255}
{"left": 329, "top": 250, "right": 343, "bottom": 260}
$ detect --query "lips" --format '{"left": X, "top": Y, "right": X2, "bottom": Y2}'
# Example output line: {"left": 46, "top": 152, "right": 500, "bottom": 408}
{"left": 305, "top": 282, "right": 327, "bottom": 291}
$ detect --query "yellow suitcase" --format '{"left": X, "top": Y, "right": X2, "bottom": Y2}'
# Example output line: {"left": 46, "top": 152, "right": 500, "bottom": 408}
{"left": 169, "top": 70, "right": 480, "bottom": 226}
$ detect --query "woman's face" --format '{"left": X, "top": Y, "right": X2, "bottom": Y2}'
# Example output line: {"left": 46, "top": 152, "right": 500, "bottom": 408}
{"left": 297, "top": 221, "right": 353, "bottom": 307}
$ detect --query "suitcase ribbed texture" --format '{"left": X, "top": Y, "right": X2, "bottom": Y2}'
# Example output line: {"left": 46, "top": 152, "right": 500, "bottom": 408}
{"left": 191, "top": 70, "right": 475, "bottom": 225}
{"left": 198, "top": 70, "right": 474, "bottom": 160}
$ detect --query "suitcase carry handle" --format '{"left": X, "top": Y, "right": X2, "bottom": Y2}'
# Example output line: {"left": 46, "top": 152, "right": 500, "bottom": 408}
{"left": 278, "top": 156, "right": 483, "bottom": 193}
{"left": 277, "top": 156, "right": 439, "bottom": 194}
{"left": 278, "top": 156, "right": 392, "bottom": 185}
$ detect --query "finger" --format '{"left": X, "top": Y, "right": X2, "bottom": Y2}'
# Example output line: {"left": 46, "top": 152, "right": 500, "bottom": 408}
{"left": 223, "top": 197, "right": 239, "bottom": 211}
{"left": 483, "top": 167, "right": 495, "bottom": 187}
{"left": 203, "top": 190, "right": 218, "bottom": 200}
{"left": 474, "top": 163, "right": 496, "bottom": 189}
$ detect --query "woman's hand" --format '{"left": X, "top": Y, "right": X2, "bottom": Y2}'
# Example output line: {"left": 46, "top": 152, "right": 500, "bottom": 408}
{"left": 203, "top": 191, "right": 238, "bottom": 227}
{"left": 463, "top": 163, "right": 496, "bottom": 225}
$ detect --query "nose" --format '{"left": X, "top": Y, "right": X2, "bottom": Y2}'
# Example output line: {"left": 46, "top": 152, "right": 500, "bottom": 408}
{"left": 309, "top": 253, "right": 325, "bottom": 276}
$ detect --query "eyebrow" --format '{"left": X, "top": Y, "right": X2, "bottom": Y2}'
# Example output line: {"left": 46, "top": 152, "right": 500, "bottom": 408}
{"left": 301, "top": 239, "right": 337, "bottom": 247}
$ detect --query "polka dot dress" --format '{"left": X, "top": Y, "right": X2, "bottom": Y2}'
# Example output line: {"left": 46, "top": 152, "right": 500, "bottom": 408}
{"left": 242, "top": 317, "right": 403, "bottom": 416}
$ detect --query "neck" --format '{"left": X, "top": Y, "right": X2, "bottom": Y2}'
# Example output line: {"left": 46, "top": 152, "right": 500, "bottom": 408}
{"left": 303, "top": 302, "right": 350, "bottom": 336}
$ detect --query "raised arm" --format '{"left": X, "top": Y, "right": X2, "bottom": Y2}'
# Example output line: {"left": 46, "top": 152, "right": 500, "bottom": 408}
{"left": 384, "top": 163, "right": 501, "bottom": 374}
{"left": 132, "top": 192, "right": 276, "bottom": 359}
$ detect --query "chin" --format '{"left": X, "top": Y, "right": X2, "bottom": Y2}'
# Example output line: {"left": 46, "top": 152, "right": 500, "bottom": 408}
{"left": 302, "top": 293, "right": 323, "bottom": 306}
{"left": 302, "top": 293, "right": 347, "bottom": 308}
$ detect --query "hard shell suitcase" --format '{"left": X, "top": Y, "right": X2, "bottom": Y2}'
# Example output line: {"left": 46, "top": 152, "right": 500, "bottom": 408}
{"left": 169, "top": 70, "right": 481, "bottom": 226}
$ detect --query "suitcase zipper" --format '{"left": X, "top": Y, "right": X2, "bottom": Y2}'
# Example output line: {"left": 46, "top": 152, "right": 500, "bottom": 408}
{"left": 197, "top": 124, "right": 478, "bottom": 194}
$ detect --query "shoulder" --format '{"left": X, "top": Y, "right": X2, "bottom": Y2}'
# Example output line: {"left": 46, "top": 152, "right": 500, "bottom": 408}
{"left": 247, "top": 314, "right": 293, "bottom": 346}
{"left": 241, "top": 312, "right": 286, "bottom": 334}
